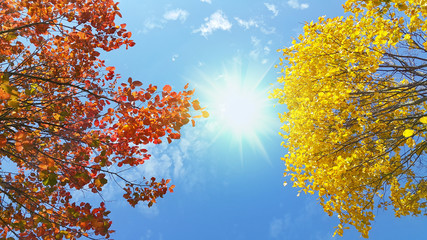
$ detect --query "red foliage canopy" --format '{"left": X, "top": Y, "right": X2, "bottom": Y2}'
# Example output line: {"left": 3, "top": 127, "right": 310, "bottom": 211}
{"left": 0, "top": 0, "right": 204, "bottom": 239}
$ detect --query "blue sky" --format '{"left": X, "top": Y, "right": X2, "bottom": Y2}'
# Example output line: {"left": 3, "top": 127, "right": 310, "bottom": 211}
{"left": 96, "top": 0, "right": 427, "bottom": 239}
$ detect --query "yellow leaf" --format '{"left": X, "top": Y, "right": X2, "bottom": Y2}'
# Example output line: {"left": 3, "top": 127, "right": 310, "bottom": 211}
{"left": 403, "top": 129, "right": 415, "bottom": 138}
{"left": 7, "top": 99, "right": 19, "bottom": 108}
{"left": 420, "top": 116, "right": 427, "bottom": 124}
{"left": 202, "top": 111, "right": 209, "bottom": 118}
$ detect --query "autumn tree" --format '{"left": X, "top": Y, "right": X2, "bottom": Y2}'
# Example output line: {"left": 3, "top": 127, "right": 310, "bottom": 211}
{"left": 0, "top": 0, "right": 206, "bottom": 239}
{"left": 271, "top": 0, "right": 426, "bottom": 238}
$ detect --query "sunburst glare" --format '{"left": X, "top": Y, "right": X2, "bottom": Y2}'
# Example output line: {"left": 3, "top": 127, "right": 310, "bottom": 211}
{"left": 190, "top": 57, "right": 277, "bottom": 162}
{"left": 216, "top": 77, "right": 264, "bottom": 135}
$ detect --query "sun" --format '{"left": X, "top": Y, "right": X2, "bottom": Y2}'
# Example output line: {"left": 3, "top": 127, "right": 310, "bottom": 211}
{"left": 214, "top": 80, "right": 264, "bottom": 136}
{"left": 192, "top": 57, "right": 276, "bottom": 160}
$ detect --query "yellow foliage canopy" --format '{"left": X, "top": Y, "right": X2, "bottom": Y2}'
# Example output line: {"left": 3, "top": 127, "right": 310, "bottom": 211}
{"left": 271, "top": 0, "right": 427, "bottom": 238}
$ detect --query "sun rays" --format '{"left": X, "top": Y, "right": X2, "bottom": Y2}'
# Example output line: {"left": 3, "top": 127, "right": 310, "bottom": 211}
{"left": 191, "top": 57, "right": 276, "bottom": 163}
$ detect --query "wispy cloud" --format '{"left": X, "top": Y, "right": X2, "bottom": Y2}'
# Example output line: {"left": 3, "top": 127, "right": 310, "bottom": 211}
{"left": 163, "top": 8, "right": 189, "bottom": 22}
{"left": 249, "top": 36, "right": 261, "bottom": 59}
{"left": 141, "top": 8, "right": 189, "bottom": 33}
{"left": 141, "top": 18, "right": 164, "bottom": 33}
{"left": 287, "top": 0, "right": 309, "bottom": 9}
{"left": 251, "top": 36, "right": 261, "bottom": 47}
{"left": 171, "top": 54, "right": 179, "bottom": 62}
{"left": 200, "top": 0, "right": 212, "bottom": 3}
{"left": 234, "top": 17, "right": 275, "bottom": 35}
{"left": 269, "top": 214, "right": 291, "bottom": 238}
{"left": 234, "top": 16, "right": 276, "bottom": 35}
{"left": 234, "top": 17, "right": 259, "bottom": 30}
{"left": 137, "top": 203, "right": 160, "bottom": 218}
{"left": 249, "top": 36, "right": 272, "bottom": 64}
{"left": 264, "top": 3, "right": 279, "bottom": 17}
{"left": 260, "top": 26, "right": 276, "bottom": 34}
{"left": 269, "top": 218, "right": 285, "bottom": 238}
{"left": 194, "top": 10, "right": 232, "bottom": 37}
{"left": 130, "top": 119, "right": 213, "bottom": 193}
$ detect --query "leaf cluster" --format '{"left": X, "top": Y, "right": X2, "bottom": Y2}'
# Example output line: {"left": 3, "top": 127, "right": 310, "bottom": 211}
{"left": 272, "top": 0, "right": 427, "bottom": 237}
{"left": 0, "top": 0, "right": 206, "bottom": 239}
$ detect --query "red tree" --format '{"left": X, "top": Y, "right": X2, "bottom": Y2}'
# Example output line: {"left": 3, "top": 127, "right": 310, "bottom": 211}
{"left": 0, "top": 0, "right": 206, "bottom": 239}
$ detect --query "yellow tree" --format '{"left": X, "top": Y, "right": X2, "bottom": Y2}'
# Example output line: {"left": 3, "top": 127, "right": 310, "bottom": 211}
{"left": 271, "top": 0, "right": 426, "bottom": 238}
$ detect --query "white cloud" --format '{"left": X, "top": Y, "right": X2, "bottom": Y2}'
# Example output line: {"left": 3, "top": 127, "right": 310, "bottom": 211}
{"left": 287, "top": 0, "right": 309, "bottom": 9}
{"left": 171, "top": 54, "right": 179, "bottom": 62}
{"left": 137, "top": 204, "right": 160, "bottom": 218}
{"left": 249, "top": 36, "right": 261, "bottom": 59}
{"left": 249, "top": 36, "right": 272, "bottom": 63}
{"left": 193, "top": 10, "right": 232, "bottom": 37}
{"left": 234, "top": 17, "right": 275, "bottom": 35}
{"left": 264, "top": 3, "right": 279, "bottom": 17}
{"left": 260, "top": 26, "right": 276, "bottom": 34}
{"left": 201, "top": 0, "right": 212, "bottom": 3}
{"left": 301, "top": 3, "right": 309, "bottom": 9}
{"left": 251, "top": 36, "right": 261, "bottom": 47}
{"left": 140, "top": 9, "right": 188, "bottom": 34}
{"left": 141, "top": 153, "right": 173, "bottom": 178}
{"left": 163, "top": 8, "right": 189, "bottom": 22}
{"left": 250, "top": 49, "right": 259, "bottom": 59}
{"left": 142, "top": 18, "right": 164, "bottom": 33}
{"left": 234, "top": 17, "right": 259, "bottom": 30}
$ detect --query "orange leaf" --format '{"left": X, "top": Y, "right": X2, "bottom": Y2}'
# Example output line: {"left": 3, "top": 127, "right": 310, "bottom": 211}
{"left": 14, "top": 131, "right": 27, "bottom": 141}
{"left": 106, "top": 66, "right": 115, "bottom": 71}
{"left": 0, "top": 88, "right": 10, "bottom": 100}
{"left": 191, "top": 119, "right": 195, "bottom": 127}
{"left": 192, "top": 100, "right": 201, "bottom": 110}
{"left": 163, "top": 85, "right": 172, "bottom": 93}
{"left": 184, "top": 83, "right": 189, "bottom": 89}
{"left": 15, "top": 141, "right": 23, "bottom": 152}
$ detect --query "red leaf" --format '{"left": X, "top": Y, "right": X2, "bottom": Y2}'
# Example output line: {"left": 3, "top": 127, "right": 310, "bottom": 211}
{"left": 163, "top": 85, "right": 172, "bottom": 93}
{"left": 0, "top": 135, "right": 6, "bottom": 147}
{"left": 133, "top": 81, "right": 142, "bottom": 86}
